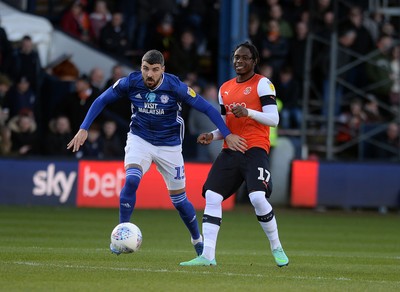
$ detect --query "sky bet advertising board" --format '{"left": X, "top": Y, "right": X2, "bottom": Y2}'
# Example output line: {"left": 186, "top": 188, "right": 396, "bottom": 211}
{"left": 0, "top": 159, "right": 77, "bottom": 206}
{"left": 0, "top": 159, "right": 235, "bottom": 210}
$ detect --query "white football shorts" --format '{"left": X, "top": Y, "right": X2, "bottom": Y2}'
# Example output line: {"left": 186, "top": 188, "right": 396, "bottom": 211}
{"left": 124, "top": 133, "right": 185, "bottom": 190}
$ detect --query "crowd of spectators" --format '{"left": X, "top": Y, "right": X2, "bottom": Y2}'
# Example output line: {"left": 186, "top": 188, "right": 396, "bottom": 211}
{"left": 0, "top": 0, "right": 399, "bottom": 161}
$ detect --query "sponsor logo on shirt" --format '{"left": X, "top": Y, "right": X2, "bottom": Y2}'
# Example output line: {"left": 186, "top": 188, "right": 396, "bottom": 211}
{"left": 187, "top": 87, "right": 196, "bottom": 97}
{"left": 268, "top": 80, "right": 275, "bottom": 93}
{"left": 225, "top": 102, "right": 247, "bottom": 113}
{"left": 145, "top": 92, "right": 157, "bottom": 102}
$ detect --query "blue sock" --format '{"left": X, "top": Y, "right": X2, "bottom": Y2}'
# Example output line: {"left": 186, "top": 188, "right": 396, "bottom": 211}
{"left": 119, "top": 168, "right": 142, "bottom": 223}
{"left": 170, "top": 192, "right": 200, "bottom": 240}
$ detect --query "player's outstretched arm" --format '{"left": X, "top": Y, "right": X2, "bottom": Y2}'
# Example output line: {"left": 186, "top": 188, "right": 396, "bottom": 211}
{"left": 67, "top": 129, "right": 88, "bottom": 152}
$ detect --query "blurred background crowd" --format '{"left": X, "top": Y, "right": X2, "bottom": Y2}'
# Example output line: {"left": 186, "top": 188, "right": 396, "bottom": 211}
{"left": 0, "top": 0, "right": 399, "bottom": 162}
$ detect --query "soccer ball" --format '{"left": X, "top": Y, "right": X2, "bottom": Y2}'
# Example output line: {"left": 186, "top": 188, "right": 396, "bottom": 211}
{"left": 110, "top": 222, "right": 142, "bottom": 253}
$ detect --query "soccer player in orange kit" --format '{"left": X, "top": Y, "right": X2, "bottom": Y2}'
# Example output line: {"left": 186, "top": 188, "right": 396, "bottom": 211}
{"left": 180, "top": 42, "right": 289, "bottom": 267}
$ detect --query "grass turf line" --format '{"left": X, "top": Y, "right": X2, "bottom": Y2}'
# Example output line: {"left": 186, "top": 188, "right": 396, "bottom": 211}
{"left": 0, "top": 206, "right": 399, "bottom": 291}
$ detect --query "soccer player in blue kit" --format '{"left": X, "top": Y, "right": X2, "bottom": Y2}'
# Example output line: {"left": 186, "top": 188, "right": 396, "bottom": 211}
{"left": 67, "top": 50, "right": 247, "bottom": 257}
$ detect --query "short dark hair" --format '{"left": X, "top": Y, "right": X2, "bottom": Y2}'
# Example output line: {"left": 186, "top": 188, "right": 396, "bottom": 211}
{"left": 232, "top": 41, "right": 260, "bottom": 65}
{"left": 142, "top": 50, "right": 165, "bottom": 66}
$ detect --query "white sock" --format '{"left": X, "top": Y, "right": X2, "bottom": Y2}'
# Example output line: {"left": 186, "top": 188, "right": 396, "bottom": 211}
{"left": 249, "top": 191, "right": 282, "bottom": 250}
{"left": 202, "top": 190, "right": 223, "bottom": 261}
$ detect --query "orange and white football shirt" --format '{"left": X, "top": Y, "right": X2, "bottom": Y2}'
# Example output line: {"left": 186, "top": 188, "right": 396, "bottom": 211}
{"left": 219, "top": 73, "right": 276, "bottom": 153}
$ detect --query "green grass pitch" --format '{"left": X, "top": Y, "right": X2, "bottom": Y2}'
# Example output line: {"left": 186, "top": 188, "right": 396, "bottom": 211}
{"left": 0, "top": 205, "right": 399, "bottom": 291}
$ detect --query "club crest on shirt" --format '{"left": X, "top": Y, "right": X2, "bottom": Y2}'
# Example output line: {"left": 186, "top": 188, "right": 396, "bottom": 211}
{"left": 160, "top": 94, "right": 169, "bottom": 104}
{"left": 145, "top": 92, "right": 157, "bottom": 102}
{"left": 187, "top": 87, "right": 196, "bottom": 97}
{"left": 243, "top": 87, "right": 252, "bottom": 95}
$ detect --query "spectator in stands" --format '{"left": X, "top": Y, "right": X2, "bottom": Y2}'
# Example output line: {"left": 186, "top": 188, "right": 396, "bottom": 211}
{"left": 309, "top": 0, "right": 333, "bottom": 33}
{"left": 375, "top": 122, "right": 399, "bottom": 159}
{"left": 176, "top": 0, "right": 207, "bottom": 51}
{"left": 75, "top": 122, "right": 103, "bottom": 159}
{"left": 364, "top": 94, "right": 383, "bottom": 123}
{"left": 7, "top": 109, "right": 39, "bottom": 156}
{"left": 44, "top": 115, "right": 74, "bottom": 156}
{"left": 0, "top": 75, "right": 11, "bottom": 155}
{"left": 101, "top": 64, "right": 130, "bottom": 140}
{"left": 61, "top": 0, "right": 95, "bottom": 43}
{"left": 260, "top": 19, "right": 289, "bottom": 74}
{"left": 188, "top": 83, "right": 222, "bottom": 162}
{"left": 363, "top": 10, "right": 383, "bottom": 43}
{"left": 345, "top": 5, "right": 375, "bottom": 56}
{"left": 89, "top": 67, "right": 105, "bottom": 92}
{"left": 389, "top": 45, "right": 400, "bottom": 108}
{"left": 40, "top": 57, "right": 79, "bottom": 134}
{"left": 89, "top": 0, "right": 112, "bottom": 41}
{"left": 131, "top": 0, "right": 152, "bottom": 51}
{"left": 248, "top": 13, "right": 264, "bottom": 51}
{"left": 366, "top": 35, "right": 394, "bottom": 106}
{"left": 0, "top": 121, "right": 11, "bottom": 156}
{"left": 55, "top": 74, "right": 100, "bottom": 133}
{"left": 276, "top": 66, "right": 301, "bottom": 129}
{"left": 116, "top": 0, "right": 137, "bottom": 48}
{"left": 149, "top": 14, "right": 176, "bottom": 62}
{"left": 289, "top": 21, "right": 309, "bottom": 87}
{"left": 380, "top": 21, "right": 398, "bottom": 39}
{"left": 3, "top": 76, "right": 38, "bottom": 120}
{"left": 11, "top": 35, "right": 43, "bottom": 95}
{"left": 336, "top": 98, "right": 367, "bottom": 157}
{"left": 268, "top": 3, "right": 293, "bottom": 39}
{"left": 101, "top": 119, "right": 124, "bottom": 159}
{"left": 282, "top": 0, "right": 308, "bottom": 27}
{"left": 319, "top": 27, "right": 357, "bottom": 117}
{"left": 168, "top": 29, "right": 199, "bottom": 80}
{"left": 99, "top": 12, "right": 130, "bottom": 57}
{"left": 103, "top": 64, "right": 126, "bottom": 90}
{"left": 0, "top": 73, "right": 12, "bottom": 110}
{"left": 258, "top": 62, "right": 275, "bottom": 83}
{"left": 342, "top": 5, "right": 375, "bottom": 90}
{"left": 0, "top": 16, "right": 13, "bottom": 76}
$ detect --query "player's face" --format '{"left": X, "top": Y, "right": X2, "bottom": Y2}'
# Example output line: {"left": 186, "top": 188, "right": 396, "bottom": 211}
{"left": 233, "top": 46, "right": 255, "bottom": 77}
{"left": 141, "top": 61, "right": 165, "bottom": 89}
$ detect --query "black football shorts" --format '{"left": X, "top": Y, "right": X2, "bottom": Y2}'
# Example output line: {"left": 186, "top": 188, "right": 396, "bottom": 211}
{"left": 202, "top": 147, "right": 273, "bottom": 200}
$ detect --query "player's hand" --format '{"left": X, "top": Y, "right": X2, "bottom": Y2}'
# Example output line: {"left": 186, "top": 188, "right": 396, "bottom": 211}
{"left": 231, "top": 105, "right": 248, "bottom": 118}
{"left": 67, "top": 129, "right": 88, "bottom": 152}
{"left": 197, "top": 132, "right": 213, "bottom": 145}
{"left": 225, "top": 134, "right": 247, "bottom": 153}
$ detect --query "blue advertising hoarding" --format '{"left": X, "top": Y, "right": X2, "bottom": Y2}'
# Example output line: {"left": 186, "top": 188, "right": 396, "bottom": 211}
{"left": 0, "top": 159, "right": 78, "bottom": 206}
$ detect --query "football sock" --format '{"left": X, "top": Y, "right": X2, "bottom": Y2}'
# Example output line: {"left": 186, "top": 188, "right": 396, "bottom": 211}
{"left": 202, "top": 190, "right": 223, "bottom": 261}
{"left": 249, "top": 191, "right": 282, "bottom": 250}
{"left": 119, "top": 168, "right": 142, "bottom": 223}
{"left": 170, "top": 192, "right": 200, "bottom": 241}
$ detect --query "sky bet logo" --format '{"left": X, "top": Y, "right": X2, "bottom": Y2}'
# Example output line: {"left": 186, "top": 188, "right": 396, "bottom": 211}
{"left": 33, "top": 164, "right": 77, "bottom": 203}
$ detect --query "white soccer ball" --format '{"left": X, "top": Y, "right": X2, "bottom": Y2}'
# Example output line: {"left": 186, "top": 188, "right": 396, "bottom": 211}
{"left": 110, "top": 222, "right": 142, "bottom": 253}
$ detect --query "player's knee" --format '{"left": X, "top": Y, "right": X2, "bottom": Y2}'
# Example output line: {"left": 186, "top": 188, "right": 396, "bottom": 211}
{"left": 249, "top": 191, "right": 271, "bottom": 209}
{"left": 249, "top": 191, "right": 264, "bottom": 206}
